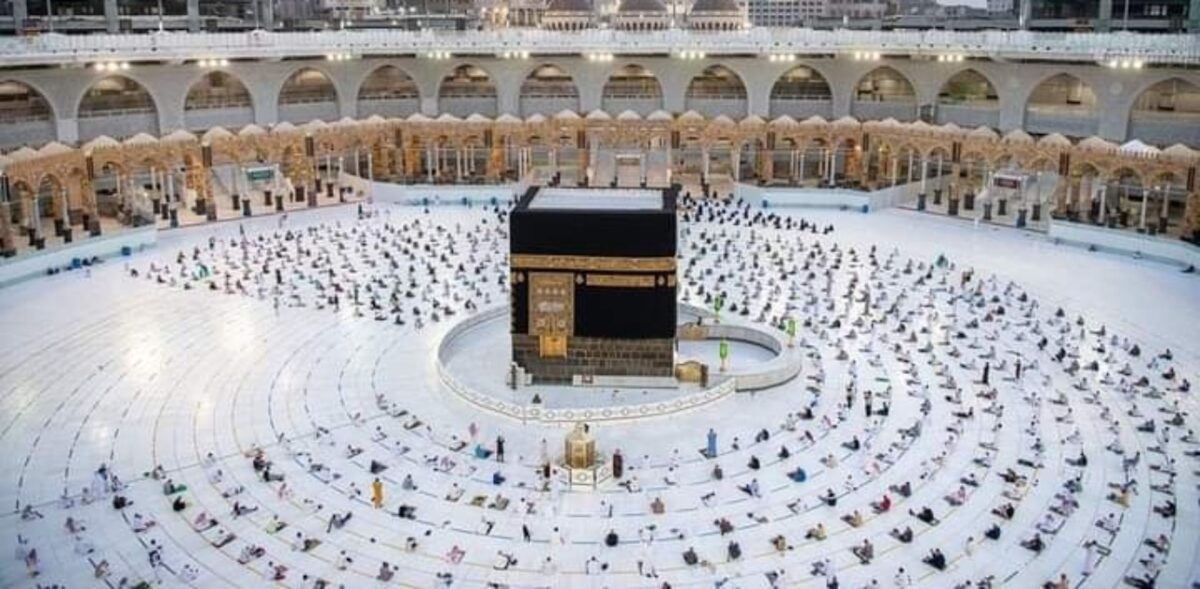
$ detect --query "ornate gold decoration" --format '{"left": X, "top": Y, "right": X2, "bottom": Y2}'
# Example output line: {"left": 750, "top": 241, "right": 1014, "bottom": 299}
{"left": 539, "top": 334, "right": 568, "bottom": 358}
{"left": 564, "top": 422, "right": 596, "bottom": 469}
{"left": 511, "top": 254, "right": 676, "bottom": 273}
{"left": 675, "top": 360, "right": 707, "bottom": 383}
{"left": 528, "top": 272, "right": 574, "bottom": 336}
{"left": 585, "top": 274, "right": 656, "bottom": 288}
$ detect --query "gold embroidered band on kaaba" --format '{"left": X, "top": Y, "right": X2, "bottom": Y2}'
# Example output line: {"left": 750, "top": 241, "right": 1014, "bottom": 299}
{"left": 586, "top": 274, "right": 657, "bottom": 288}
{"left": 511, "top": 254, "right": 676, "bottom": 273}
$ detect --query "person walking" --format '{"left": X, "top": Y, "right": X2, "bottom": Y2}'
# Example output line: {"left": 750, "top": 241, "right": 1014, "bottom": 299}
{"left": 496, "top": 435, "right": 506, "bottom": 463}
{"left": 706, "top": 428, "right": 718, "bottom": 459}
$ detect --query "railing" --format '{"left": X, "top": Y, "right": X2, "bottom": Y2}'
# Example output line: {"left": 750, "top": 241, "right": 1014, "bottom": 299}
{"left": 0, "top": 28, "right": 1196, "bottom": 66}
{"left": 434, "top": 305, "right": 743, "bottom": 424}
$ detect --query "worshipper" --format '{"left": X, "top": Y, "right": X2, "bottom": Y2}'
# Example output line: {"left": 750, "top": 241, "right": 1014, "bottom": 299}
{"left": 910, "top": 506, "right": 938, "bottom": 525}
{"left": 805, "top": 523, "right": 828, "bottom": 541}
{"left": 371, "top": 477, "right": 384, "bottom": 509}
{"left": 851, "top": 538, "right": 874, "bottom": 564}
{"left": 922, "top": 548, "right": 946, "bottom": 570}
{"left": 738, "top": 479, "right": 762, "bottom": 498}
{"left": 1021, "top": 533, "right": 1045, "bottom": 553}
{"left": 890, "top": 526, "right": 913, "bottom": 543}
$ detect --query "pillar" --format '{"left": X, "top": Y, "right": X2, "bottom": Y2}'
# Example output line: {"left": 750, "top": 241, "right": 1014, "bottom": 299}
{"left": 187, "top": 0, "right": 200, "bottom": 32}
{"left": 1098, "top": 0, "right": 1114, "bottom": 31}
{"left": 0, "top": 201, "right": 15, "bottom": 256}
{"left": 12, "top": 0, "right": 27, "bottom": 26}
{"left": 826, "top": 148, "right": 835, "bottom": 185}
{"left": 260, "top": 0, "right": 275, "bottom": 30}
{"left": 104, "top": 0, "right": 118, "bottom": 33}
{"left": 1139, "top": 183, "right": 1149, "bottom": 229}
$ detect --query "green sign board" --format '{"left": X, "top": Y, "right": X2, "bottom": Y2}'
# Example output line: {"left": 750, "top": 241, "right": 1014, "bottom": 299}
{"left": 246, "top": 167, "right": 274, "bottom": 183}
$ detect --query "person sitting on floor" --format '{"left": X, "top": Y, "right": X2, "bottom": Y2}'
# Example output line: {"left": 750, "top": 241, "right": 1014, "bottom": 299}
{"left": 984, "top": 523, "right": 1002, "bottom": 540}
{"left": 805, "top": 523, "right": 827, "bottom": 541}
{"left": 851, "top": 538, "right": 875, "bottom": 564}
{"left": 923, "top": 548, "right": 946, "bottom": 570}
{"left": 911, "top": 506, "right": 937, "bottom": 525}
{"left": 890, "top": 526, "right": 913, "bottom": 543}
{"left": 1021, "top": 533, "right": 1045, "bottom": 553}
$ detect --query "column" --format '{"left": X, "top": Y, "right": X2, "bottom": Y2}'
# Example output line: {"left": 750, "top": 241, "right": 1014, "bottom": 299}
{"left": 920, "top": 158, "right": 928, "bottom": 194}
{"left": 29, "top": 194, "right": 41, "bottom": 240}
{"left": 0, "top": 201, "right": 14, "bottom": 256}
{"left": 58, "top": 189, "right": 69, "bottom": 237}
{"left": 187, "top": 0, "right": 200, "bottom": 31}
{"left": 826, "top": 149, "right": 835, "bottom": 185}
{"left": 104, "top": 0, "right": 118, "bottom": 33}
{"left": 1139, "top": 184, "right": 1149, "bottom": 229}
{"left": 702, "top": 147, "right": 710, "bottom": 177}
{"left": 890, "top": 157, "right": 898, "bottom": 186}
{"left": 260, "top": 0, "right": 275, "bottom": 30}
{"left": 12, "top": 0, "right": 27, "bottom": 27}
{"left": 1098, "top": 0, "right": 1113, "bottom": 31}
{"left": 798, "top": 151, "right": 805, "bottom": 184}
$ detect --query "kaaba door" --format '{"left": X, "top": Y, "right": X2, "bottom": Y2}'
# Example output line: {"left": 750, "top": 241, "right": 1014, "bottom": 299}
{"left": 528, "top": 272, "right": 575, "bottom": 358}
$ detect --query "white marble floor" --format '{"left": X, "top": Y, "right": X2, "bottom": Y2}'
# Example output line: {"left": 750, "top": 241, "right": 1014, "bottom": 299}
{"left": 0, "top": 199, "right": 1197, "bottom": 589}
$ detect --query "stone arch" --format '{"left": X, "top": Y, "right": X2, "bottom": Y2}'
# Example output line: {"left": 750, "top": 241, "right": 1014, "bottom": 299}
{"left": 851, "top": 66, "right": 917, "bottom": 122}
{"left": 277, "top": 67, "right": 339, "bottom": 124}
{"left": 183, "top": 70, "right": 255, "bottom": 131}
{"left": 685, "top": 65, "right": 748, "bottom": 119}
{"left": 936, "top": 69, "right": 999, "bottom": 128}
{"left": 0, "top": 79, "right": 57, "bottom": 148}
{"left": 769, "top": 65, "right": 833, "bottom": 120}
{"left": 357, "top": 65, "right": 421, "bottom": 119}
{"left": 519, "top": 64, "right": 580, "bottom": 117}
{"left": 1143, "top": 169, "right": 1190, "bottom": 235}
{"left": 601, "top": 64, "right": 663, "bottom": 116}
{"left": 34, "top": 173, "right": 65, "bottom": 221}
{"left": 1023, "top": 73, "right": 1099, "bottom": 138}
{"left": 76, "top": 75, "right": 159, "bottom": 140}
{"left": 1127, "top": 77, "right": 1200, "bottom": 147}
{"left": 438, "top": 64, "right": 498, "bottom": 118}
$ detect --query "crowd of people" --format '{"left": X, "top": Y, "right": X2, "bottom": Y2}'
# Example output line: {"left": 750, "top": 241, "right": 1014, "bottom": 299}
{"left": 7, "top": 191, "right": 1195, "bottom": 589}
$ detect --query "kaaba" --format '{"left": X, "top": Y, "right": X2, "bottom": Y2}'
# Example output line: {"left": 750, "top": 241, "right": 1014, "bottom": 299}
{"left": 510, "top": 186, "right": 678, "bottom": 385}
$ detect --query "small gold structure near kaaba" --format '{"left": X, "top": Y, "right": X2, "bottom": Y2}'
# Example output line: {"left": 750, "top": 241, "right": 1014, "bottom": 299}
{"left": 561, "top": 422, "right": 611, "bottom": 488}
